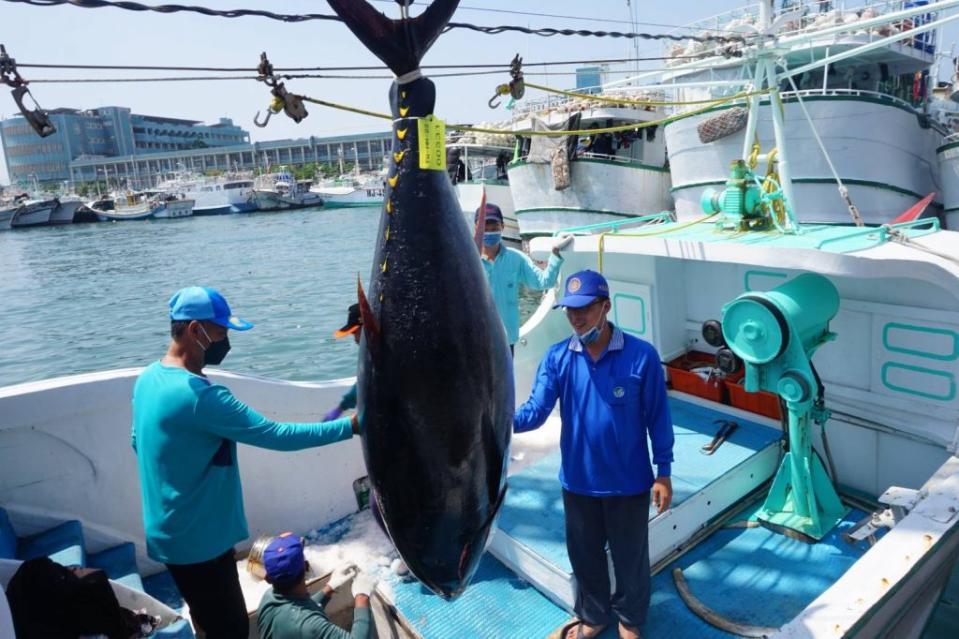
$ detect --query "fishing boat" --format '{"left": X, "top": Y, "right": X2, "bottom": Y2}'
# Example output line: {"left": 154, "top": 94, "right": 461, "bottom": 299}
{"left": 93, "top": 192, "right": 194, "bottom": 221}
{"left": 310, "top": 173, "right": 386, "bottom": 208}
{"left": 251, "top": 170, "right": 324, "bottom": 211}
{"left": 653, "top": 0, "right": 948, "bottom": 226}
{"left": 9, "top": 197, "right": 57, "bottom": 228}
{"left": 47, "top": 195, "right": 88, "bottom": 225}
{"left": 507, "top": 88, "right": 672, "bottom": 239}
{"left": 151, "top": 196, "right": 195, "bottom": 219}
{"left": 447, "top": 136, "right": 522, "bottom": 247}
{"left": 158, "top": 174, "right": 257, "bottom": 215}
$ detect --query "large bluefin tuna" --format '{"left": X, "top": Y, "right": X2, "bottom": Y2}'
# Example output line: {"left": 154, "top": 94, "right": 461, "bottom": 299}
{"left": 326, "top": 0, "right": 513, "bottom": 598}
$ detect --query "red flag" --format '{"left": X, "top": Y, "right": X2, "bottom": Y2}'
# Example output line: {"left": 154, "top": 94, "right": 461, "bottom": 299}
{"left": 890, "top": 192, "right": 935, "bottom": 225}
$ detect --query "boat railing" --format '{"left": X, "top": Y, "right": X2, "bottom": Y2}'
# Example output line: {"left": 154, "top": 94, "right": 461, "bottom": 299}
{"left": 662, "top": 0, "right": 937, "bottom": 64}
{"left": 553, "top": 211, "right": 674, "bottom": 236}
{"left": 672, "top": 87, "right": 920, "bottom": 116}
{"left": 511, "top": 88, "right": 667, "bottom": 119}
{"left": 942, "top": 132, "right": 959, "bottom": 145}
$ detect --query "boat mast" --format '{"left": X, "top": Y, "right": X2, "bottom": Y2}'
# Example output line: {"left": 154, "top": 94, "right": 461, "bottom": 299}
{"left": 745, "top": 0, "right": 800, "bottom": 232}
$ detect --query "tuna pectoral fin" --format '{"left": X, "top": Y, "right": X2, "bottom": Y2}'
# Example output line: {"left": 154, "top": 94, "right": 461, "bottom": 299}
{"left": 326, "top": 0, "right": 460, "bottom": 77}
{"left": 356, "top": 276, "right": 380, "bottom": 354}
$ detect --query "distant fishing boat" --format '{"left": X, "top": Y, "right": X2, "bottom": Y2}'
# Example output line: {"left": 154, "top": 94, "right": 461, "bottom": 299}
{"left": 47, "top": 195, "right": 87, "bottom": 225}
{"left": 94, "top": 192, "right": 193, "bottom": 221}
{"left": 158, "top": 174, "right": 256, "bottom": 215}
{"left": 310, "top": 173, "right": 385, "bottom": 208}
{"left": 10, "top": 198, "right": 57, "bottom": 228}
{"left": 507, "top": 89, "right": 672, "bottom": 239}
{"left": 252, "top": 170, "right": 324, "bottom": 211}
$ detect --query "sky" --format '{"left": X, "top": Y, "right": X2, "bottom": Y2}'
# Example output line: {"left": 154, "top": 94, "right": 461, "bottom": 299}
{"left": 2, "top": 0, "right": 959, "bottom": 186}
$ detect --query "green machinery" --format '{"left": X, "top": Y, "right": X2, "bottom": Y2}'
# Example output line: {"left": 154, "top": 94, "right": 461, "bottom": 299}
{"left": 701, "top": 159, "right": 784, "bottom": 232}
{"left": 721, "top": 273, "right": 849, "bottom": 541}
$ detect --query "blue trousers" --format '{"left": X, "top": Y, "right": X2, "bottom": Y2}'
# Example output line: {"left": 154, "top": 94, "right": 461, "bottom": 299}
{"left": 563, "top": 489, "right": 651, "bottom": 628}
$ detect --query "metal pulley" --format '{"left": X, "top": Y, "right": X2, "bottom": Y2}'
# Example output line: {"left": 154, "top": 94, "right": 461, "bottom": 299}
{"left": 488, "top": 54, "right": 524, "bottom": 108}
{"left": 1, "top": 44, "right": 56, "bottom": 138}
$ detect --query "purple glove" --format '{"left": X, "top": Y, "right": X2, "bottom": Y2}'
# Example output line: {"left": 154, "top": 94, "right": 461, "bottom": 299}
{"left": 323, "top": 407, "right": 344, "bottom": 422}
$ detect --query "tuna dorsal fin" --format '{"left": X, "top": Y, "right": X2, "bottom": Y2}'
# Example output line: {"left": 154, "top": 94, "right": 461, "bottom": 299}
{"left": 326, "top": 0, "right": 459, "bottom": 77}
{"left": 356, "top": 275, "right": 381, "bottom": 354}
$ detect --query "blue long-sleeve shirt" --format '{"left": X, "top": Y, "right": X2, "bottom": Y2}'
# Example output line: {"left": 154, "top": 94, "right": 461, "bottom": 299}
{"left": 131, "top": 362, "right": 353, "bottom": 564}
{"left": 482, "top": 247, "right": 563, "bottom": 344}
{"left": 514, "top": 326, "right": 674, "bottom": 496}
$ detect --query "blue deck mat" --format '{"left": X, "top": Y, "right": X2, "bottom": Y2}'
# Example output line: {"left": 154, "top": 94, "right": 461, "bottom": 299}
{"left": 389, "top": 554, "right": 570, "bottom": 639}
{"left": 640, "top": 504, "right": 873, "bottom": 638}
{"left": 389, "top": 504, "right": 873, "bottom": 639}
{"left": 497, "top": 398, "right": 782, "bottom": 573}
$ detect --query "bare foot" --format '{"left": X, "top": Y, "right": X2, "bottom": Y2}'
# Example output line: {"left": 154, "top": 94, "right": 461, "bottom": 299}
{"left": 618, "top": 621, "right": 642, "bottom": 639}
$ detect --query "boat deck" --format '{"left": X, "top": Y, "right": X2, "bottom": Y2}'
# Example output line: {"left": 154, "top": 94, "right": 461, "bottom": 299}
{"left": 383, "top": 397, "right": 876, "bottom": 638}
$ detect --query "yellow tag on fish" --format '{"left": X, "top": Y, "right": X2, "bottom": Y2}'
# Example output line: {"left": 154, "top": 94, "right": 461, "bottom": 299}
{"left": 417, "top": 115, "right": 446, "bottom": 171}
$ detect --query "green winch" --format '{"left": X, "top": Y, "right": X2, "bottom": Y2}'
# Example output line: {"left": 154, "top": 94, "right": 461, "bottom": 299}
{"left": 701, "top": 159, "right": 783, "bottom": 231}
{"left": 721, "top": 273, "right": 849, "bottom": 541}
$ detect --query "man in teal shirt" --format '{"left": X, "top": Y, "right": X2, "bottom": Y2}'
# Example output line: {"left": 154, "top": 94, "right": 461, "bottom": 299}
{"left": 477, "top": 203, "right": 572, "bottom": 352}
{"left": 257, "top": 533, "right": 376, "bottom": 639}
{"left": 131, "top": 286, "right": 359, "bottom": 639}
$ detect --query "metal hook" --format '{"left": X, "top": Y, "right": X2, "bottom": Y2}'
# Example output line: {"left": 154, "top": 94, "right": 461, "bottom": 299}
{"left": 488, "top": 83, "right": 509, "bottom": 109}
{"left": 253, "top": 108, "right": 273, "bottom": 128}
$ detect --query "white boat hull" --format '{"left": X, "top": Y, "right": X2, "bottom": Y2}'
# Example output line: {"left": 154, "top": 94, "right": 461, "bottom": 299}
{"left": 507, "top": 158, "right": 672, "bottom": 238}
{"left": 938, "top": 139, "right": 959, "bottom": 229}
{"left": 455, "top": 181, "right": 521, "bottom": 246}
{"left": 666, "top": 96, "right": 942, "bottom": 224}
{"left": 152, "top": 199, "right": 194, "bottom": 219}
{"left": 0, "top": 206, "right": 14, "bottom": 231}
{"left": 252, "top": 190, "right": 324, "bottom": 211}
{"left": 48, "top": 199, "right": 84, "bottom": 225}
{"left": 10, "top": 200, "right": 56, "bottom": 228}
{"left": 311, "top": 184, "right": 384, "bottom": 208}
{"left": 97, "top": 203, "right": 154, "bottom": 221}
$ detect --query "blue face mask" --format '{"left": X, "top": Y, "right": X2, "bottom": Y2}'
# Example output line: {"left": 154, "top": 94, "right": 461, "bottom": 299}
{"left": 577, "top": 316, "right": 606, "bottom": 346}
{"left": 578, "top": 325, "right": 601, "bottom": 345}
{"left": 483, "top": 232, "right": 502, "bottom": 247}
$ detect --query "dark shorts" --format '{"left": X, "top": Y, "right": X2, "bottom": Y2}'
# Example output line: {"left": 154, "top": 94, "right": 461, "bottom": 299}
{"left": 166, "top": 548, "right": 248, "bottom": 638}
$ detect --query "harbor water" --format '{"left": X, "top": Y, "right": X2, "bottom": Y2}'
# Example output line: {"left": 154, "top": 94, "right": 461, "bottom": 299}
{"left": 0, "top": 207, "right": 544, "bottom": 388}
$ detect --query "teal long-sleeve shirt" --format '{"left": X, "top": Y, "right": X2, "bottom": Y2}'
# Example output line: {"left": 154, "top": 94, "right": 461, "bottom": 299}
{"left": 131, "top": 362, "right": 353, "bottom": 565}
{"left": 257, "top": 588, "right": 371, "bottom": 639}
{"left": 481, "top": 247, "right": 563, "bottom": 344}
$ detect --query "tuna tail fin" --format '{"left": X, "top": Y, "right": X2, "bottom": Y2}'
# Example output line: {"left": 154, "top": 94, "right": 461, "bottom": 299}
{"left": 356, "top": 275, "right": 380, "bottom": 355}
{"left": 326, "top": 0, "right": 459, "bottom": 77}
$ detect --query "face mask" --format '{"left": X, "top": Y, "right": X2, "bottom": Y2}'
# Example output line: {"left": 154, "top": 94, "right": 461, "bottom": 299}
{"left": 483, "top": 232, "right": 502, "bottom": 247}
{"left": 576, "top": 310, "right": 606, "bottom": 346}
{"left": 197, "top": 323, "right": 231, "bottom": 366}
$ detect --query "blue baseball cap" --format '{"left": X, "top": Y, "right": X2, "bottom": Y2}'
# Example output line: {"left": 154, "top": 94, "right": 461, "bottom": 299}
{"left": 263, "top": 533, "right": 306, "bottom": 583}
{"left": 474, "top": 203, "right": 504, "bottom": 225}
{"left": 168, "top": 286, "right": 253, "bottom": 331}
{"left": 554, "top": 270, "right": 610, "bottom": 309}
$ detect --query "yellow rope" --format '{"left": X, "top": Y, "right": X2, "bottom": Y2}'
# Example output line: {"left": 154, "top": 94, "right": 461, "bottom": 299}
{"left": 524, "top": 81, "right": 767, "bottom": 107}
{"left": 597, "top": 214, "right": 718, "bottom": 272}
{"left": 297, "top": 89, "right": 771, "bottom": 138}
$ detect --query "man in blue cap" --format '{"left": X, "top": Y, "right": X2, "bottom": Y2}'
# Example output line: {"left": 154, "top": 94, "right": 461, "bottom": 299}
{"left": 131, "top": 286, "right": 360, "bottom": 639}
{"left": 256, "top": 533, "right": 376, "bottom": 639}
{"left": 514, "top": 270, "right": 674, "bottom": 639}
{"left": 477, "top": 203, "right": 572, "bottom": 354}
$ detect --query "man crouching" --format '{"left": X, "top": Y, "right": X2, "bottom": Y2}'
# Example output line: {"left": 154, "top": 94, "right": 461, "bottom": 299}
{"left": 257, "top": 533, "right": 377, "bottom": 639}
